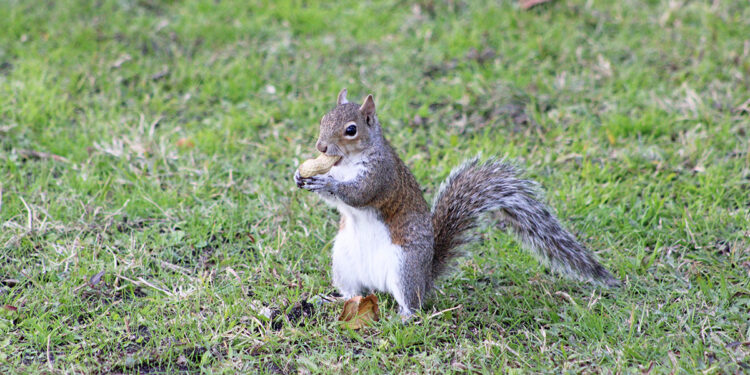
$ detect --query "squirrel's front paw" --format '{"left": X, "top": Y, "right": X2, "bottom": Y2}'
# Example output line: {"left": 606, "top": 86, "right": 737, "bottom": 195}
{"left": 296, "top": 173, "right": 335, "bottom": 194}
{"left": 294, "top": 170, "right": 305, "bottom": 188}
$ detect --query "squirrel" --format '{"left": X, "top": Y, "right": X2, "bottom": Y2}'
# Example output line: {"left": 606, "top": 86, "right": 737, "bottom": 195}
{"left": 294, "top": 89, "right": 620, "bottom": 317}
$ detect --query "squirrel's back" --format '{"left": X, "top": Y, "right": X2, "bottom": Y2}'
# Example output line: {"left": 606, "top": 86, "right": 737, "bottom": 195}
{"left": 370, "top": 142, "right": 431, "bottom": 247}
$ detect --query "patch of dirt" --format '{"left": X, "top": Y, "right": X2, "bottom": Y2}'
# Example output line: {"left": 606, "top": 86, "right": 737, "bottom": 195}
{"left": 0, "top": 277, "right": 22, "bottom": 289}
{"left": 162, "top": 228, "right": 258, "bottom": 270}
{"left": 423, "top": 59, "right": 459, "bottom": 78}
{"left": 80, "top": 277, "right": 147, "bottom": 306}
{"left": 132, "top": 0, "right": 168, "bottom": 15}
{"left": 123, "top": 325, "right": 152, "bottom": 355}
{"left": 75, "top": 311, "right": 94, "bottom": 325}
{"left": 713, "top": 240, "right": 732, "bottom": 256}
{"left": 408, "top": 84, "right": 548, "bottom": 137}
{"left": 289, "top": 300, "right": 315, "bottom": 322}
{"left": 411, "top": 0, "right": 469, "bottom": 19}
{"left": 423, "top": 36, "right": 497, "bottom": 78}
{"left": 182, "top": 346, "right": 206, "bottom": 361}
{"left": 0, "top": 61, "right": 13, "bottom": 76}
{"left": 109, "top": 362, "right": 191, "bottom": 375}
{"left": 465, "top": 47, "right": 496, "bottom": 64}
{"left": 264, "top": 361, "right": 286, "bottom": 374}
{"left": 115, "top": 215, "right": 148, "bottom": 232}
{"left": 163, "top": 229, "right": 257, "bottom": 270}
{"left": 270, "top": 299, "right": 316, "bottom": 331}
{"left": 109, "top": 344, "right": 227, "bottom": 374}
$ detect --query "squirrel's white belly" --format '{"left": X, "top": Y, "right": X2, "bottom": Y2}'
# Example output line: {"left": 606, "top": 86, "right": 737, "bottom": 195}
{"left": 330, "top": 205, "right": 405, "bottom": 304}
{"left": 317, "top": 158, "right": 408, "bottom": 309}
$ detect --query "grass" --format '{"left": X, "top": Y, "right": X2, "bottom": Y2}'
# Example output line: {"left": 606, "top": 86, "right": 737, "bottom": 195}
{"left": 0, "top": 0, "right": 748, "bottom": 373}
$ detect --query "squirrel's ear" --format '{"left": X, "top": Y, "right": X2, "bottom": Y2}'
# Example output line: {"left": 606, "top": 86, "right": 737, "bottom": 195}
{"left": 337, "top": 88, "right": 348, "bottom": 105}
{"left": 359, "top": 94, "right": 376, "bottom": 118}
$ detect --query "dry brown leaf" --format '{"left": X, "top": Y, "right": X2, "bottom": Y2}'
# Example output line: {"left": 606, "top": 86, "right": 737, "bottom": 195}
{"left": 339, "top": 296, "right": 362, "bottom": 322}
{"left": 520, "top": 0, "right": 555, "bottom": 10}
{"left": 17, "top": 149, "right": 69, "bottom": 163}
{"left": 89, "top": 270, "right": 105, "bottom": 286}
{"left": 151, "top": 66, "right": 170, "bottom": 81}
{"left": 339, "top": 294, "right": 379, "bottom": 329}
{"left": 176, "top": 138, "right": 195, "bottom": 149}
{"left": 111, "top": 53, "right": 132, "bottom": 69}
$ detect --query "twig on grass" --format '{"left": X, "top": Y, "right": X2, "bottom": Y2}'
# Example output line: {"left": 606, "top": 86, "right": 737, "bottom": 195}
{"left": 159, "top": 259, "right": 194, "bottom": 279}
{"left": 0, "top": 124, "right": 17, "bottom": 133}
{"left": 47, "top": 333, "right": 53, "bottom": 370}
{"left": 520, "top": 0, "right": 555, "bottom": 10}
{"left": 141, "top": 194, "right": 175, "bottom": 221}
{"left": 427, "top": 304, "right": 462, "bottom": 319}
{"left": 72, "top": 281, "right": 90, "bottom": 293}
{"left": 18, "top": 270, "right": 43, "bottom": 290}
{"left": 554, "top": 291, "right": 578, "bottom": 307}
{"left": 19, "top": 195, "right": 32, "bottom": 231}
{"left": 684, "top": 216, "right": 697, "bottom": 247}
{"left": 413, "top": 304, "right": 463, "bottom": 325}
{"left": 102, "top": 199, "right": 130, "bottom": 223}
{"left": 17, "top": 149, "right": 69, "bottom": 163}
{"left": 734, "top": 97, "right": 750, "bottom": 114}
{"left": 116, "top": 274, "right": 174, "bottom": 297}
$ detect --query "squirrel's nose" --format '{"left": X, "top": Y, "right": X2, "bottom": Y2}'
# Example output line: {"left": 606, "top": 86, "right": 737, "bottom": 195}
{"left": 316, "top": 141, "right": 327, "bottom": 154}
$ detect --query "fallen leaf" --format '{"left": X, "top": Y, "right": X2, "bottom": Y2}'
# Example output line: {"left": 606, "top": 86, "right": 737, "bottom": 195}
{"left": 606, "top": 130, "right": 616, "bottom": 145}
{"left": 641, "top": 361, "right": 654, "bottom": 374}
{"left": 2, "top": 305, "right": 17, "bottom": 312}
{"left": 520, "top": 0, "right": 555, "bottom": 10}
{"left": 225, "top": 267, "right": 241, "bottom": 284}
{"left": 339, "top": 294, "right": 379, "bottom": 329}
{"left": 734, "top": 98, "right": 750, "bottom": 114}
{"left": 17, "top": 149, "right": 69, "bottom": 163}
{"left": 111, "top": 53, "right": 132, "bottom": 69}
{"left": 89, "top": 270, "right": 105, "bottom": 286}
{"left": 339, "top": 296, "right": 362, "bottom": 322}
{"left": 151, "top": 66, "right": 169, "bottom": 81}
{"left": 176, "top": 138, "right": 195, "bottom": 149}
{"left": 727, "top": 341, "right": 750, "bottom": 349}
{"left": 0, "top": 124, "right": 17, "bottom": 133}
{"left": 155, "top": 19, "right": 169, "bottom": 32}
{"left": 176, "top": 354, "right": 188, "bottom": 366}
{"left": 451, "top": 359, "right": 468, "bottom": 371}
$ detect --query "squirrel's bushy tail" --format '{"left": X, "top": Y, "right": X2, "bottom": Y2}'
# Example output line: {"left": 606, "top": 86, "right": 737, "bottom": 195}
{"left": 430, "top": 158, "right": 620, "bottom": 287}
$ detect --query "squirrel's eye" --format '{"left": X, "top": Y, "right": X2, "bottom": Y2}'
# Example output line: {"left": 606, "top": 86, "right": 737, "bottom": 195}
{"left": 344, "top": 124, "right": 357, "bottom": 137}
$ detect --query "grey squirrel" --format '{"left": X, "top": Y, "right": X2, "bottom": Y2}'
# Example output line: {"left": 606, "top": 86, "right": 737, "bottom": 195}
{"left": 294, "top": 89, "right": 620, "bottom": 317}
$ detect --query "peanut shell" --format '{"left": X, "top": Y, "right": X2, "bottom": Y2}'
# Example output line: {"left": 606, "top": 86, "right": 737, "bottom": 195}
{"left": 298, "top": 154, "right": 341, "bottom": 178}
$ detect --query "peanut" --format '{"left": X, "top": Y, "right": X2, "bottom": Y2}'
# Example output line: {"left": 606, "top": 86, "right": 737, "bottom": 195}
{"left": 298, "top": 154, "right": 341, "bottom": 178}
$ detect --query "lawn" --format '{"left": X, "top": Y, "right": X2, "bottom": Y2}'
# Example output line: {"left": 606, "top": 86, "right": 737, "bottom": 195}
{"left": 0, "top": 0, "right": 749, "bottom": 373}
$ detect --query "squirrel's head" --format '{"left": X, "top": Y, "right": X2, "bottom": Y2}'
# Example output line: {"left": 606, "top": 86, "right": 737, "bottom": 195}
{"left": 315, "top": 89, "right": 380, "bottom": 158}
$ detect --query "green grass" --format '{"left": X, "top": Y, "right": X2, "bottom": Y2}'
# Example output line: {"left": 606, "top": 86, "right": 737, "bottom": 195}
{"left": 1, "top": 0, "right": 748, "bottom": 373}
